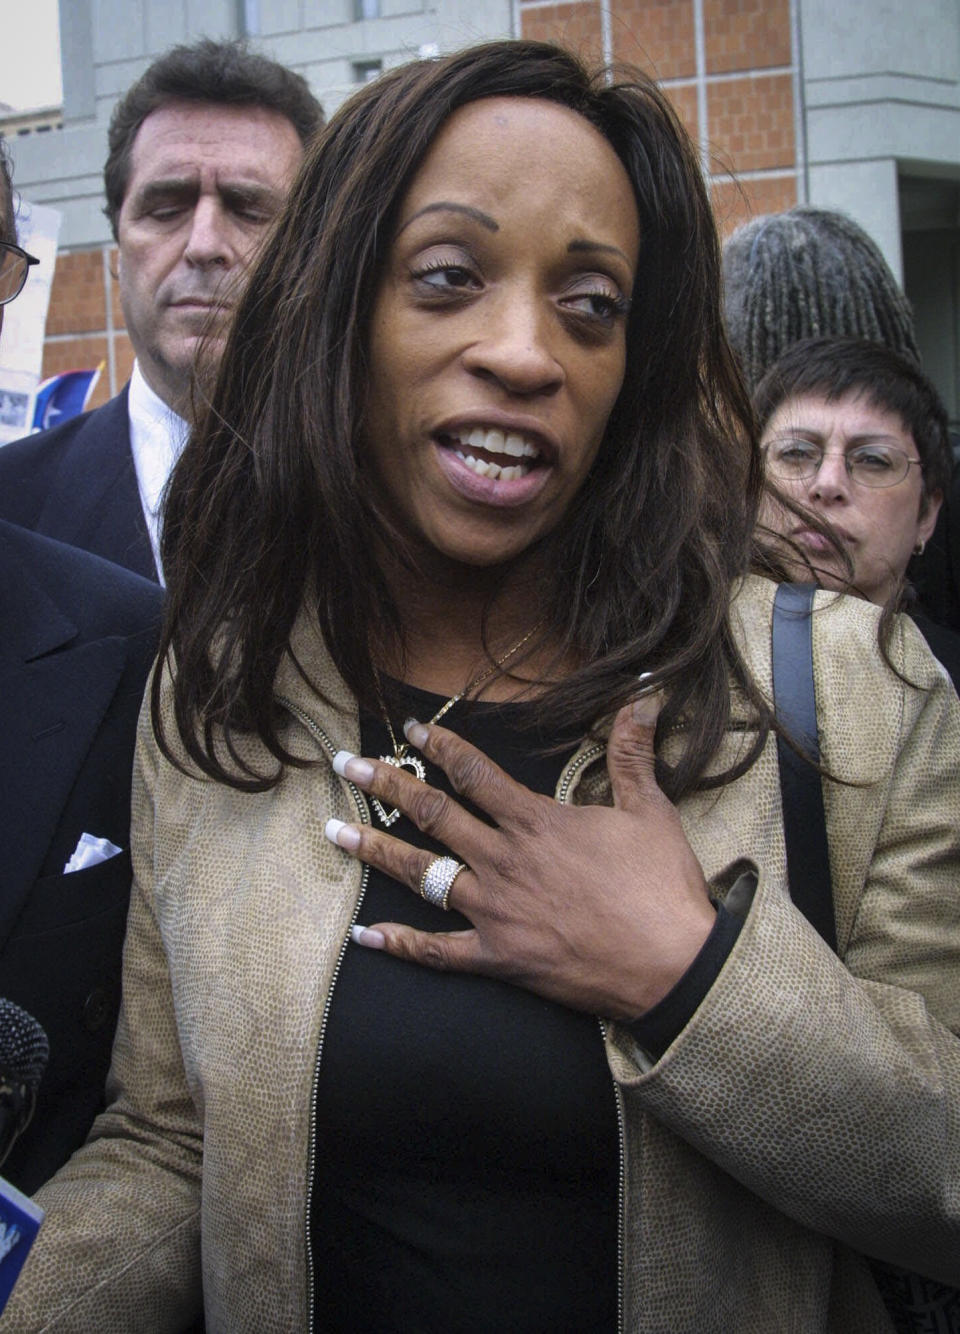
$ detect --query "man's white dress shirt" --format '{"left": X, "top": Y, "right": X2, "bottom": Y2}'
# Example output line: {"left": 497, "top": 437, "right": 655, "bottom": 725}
{"left": 128, "top": 362, "right": 189, "bottom": 585}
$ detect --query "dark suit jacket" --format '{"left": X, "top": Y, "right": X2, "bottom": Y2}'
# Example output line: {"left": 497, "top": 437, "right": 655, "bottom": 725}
{"left": 0, "top": 521, "right": 162, "bottom": 1192}
{"left": 0, "top": 387, "right": 158, "bottom": 582}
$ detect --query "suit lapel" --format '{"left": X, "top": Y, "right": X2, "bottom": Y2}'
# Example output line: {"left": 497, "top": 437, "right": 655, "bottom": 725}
{"left": 0, "top": 535, "right": 128, "bottom": 943}
{"left": 35, "top": 389, "right": 157, "bottom": 581}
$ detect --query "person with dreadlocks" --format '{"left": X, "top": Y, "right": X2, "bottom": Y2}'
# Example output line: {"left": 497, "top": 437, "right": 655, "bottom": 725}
{"left": 723, "top": 204, "right": 960, "bottom": 630}
{"left": 722, "top": 206, "right": 920, "bottom": 392}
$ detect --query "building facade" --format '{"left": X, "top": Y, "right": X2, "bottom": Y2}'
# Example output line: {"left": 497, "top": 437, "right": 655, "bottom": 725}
{"left": 4, "top": 0, "right": 960, "bottom": 417}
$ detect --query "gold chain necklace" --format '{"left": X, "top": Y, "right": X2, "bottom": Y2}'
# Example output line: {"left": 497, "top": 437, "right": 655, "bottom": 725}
{"left": 371, "top": 621, "right": 542, "bottom": 827}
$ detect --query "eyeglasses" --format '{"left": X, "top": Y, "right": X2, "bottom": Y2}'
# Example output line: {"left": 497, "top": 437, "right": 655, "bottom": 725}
{"left": 0, "top": 241, "right": 40, "bottom": 306}
{"left": 763, "top": 439, "right": 923, "bottom": 489}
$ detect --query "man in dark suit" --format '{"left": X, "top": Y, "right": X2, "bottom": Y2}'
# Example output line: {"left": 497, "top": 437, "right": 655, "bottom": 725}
{"left": 0, "top": 39, "right": 323, "bottom": 582}
{"left": 0, "top": 137, "right": 163, "bottom": 1193}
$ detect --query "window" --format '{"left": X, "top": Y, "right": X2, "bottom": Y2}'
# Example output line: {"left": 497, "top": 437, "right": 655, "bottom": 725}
{"left": 353, "top": 59, "right": 382, "bottom": 83}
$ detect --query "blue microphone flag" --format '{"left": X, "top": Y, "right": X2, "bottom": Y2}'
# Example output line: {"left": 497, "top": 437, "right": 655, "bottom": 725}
{"left": 0, "top": 1174, "right": 43, "bottom": 1314}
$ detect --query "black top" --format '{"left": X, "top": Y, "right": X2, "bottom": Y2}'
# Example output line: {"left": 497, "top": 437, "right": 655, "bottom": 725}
{"left": 311, "top": 684, "right": 619, "bottom": 1333}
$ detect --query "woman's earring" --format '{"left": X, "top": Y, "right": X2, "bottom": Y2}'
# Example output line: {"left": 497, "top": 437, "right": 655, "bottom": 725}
{"left": 914, "top": 539, "right": 926, "bottom": 556}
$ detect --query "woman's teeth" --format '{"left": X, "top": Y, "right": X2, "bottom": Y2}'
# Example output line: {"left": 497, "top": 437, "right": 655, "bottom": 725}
{"left": 455, "top": 452, "right": 528, "bottom": 480}
{"left": 448, "top": 427, "right": 540, "bottom": 481}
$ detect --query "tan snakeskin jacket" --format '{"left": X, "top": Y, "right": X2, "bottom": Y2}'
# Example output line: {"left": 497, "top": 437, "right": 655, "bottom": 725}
{"left": 7, "top": 576, "right": 960, "bottom": 1332}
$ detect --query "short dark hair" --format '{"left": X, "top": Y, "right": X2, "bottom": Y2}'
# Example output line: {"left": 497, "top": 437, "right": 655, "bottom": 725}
{"left": 158, "top": 39, "right": 766, "bottom": 798}
{"left": 753, "top": 336, "right": 952, "bottom": 512}
{"left": 103, "top": 38, "right": 324, "bottom": 239}
{"left": 0, "top": 137, "right": 14, "bottom": 246}
{"left": 723, "top": 207, "right": 920, "bottom": 391}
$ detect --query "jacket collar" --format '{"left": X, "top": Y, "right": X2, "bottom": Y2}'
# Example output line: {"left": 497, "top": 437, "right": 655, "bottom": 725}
{"left": 36, "top": 387, "right": 158, "bottom": 582}
{"left": 273, "top": 602, "right": 363, "bottom": 762}
{"left": 0, "top": 523, "right": 79, "bottom": 663}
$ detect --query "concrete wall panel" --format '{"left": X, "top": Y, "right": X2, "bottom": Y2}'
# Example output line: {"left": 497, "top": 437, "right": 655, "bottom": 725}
{"left": 806, "top": 157, "right": 902, "bottom": 281}
{"left": 801, "top": 0, "right": 960, "bottom": 83}
{"left": 807, "top": 101, "right": 960, "bottom": 172}
{"left": 93, "top": 0, "right": 148, "bottom": 64}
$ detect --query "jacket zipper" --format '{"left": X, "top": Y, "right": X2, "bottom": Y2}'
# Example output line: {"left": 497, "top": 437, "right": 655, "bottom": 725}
{"left": 276, "top": 696, "right": 371, "bottom": 1334}
{"left": 555, "top": 742, "right": 605, "bottom": 805}
{"left": 599, "top": 1020, "right": 627, "bottom": 1334}
{"left": 557, "top": 742, "right": 625, "bottom": 1334}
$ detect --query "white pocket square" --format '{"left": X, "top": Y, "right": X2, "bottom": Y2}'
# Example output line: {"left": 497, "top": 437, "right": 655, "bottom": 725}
{"left": 63, "top": 832, "right": 123, "bottom": 874}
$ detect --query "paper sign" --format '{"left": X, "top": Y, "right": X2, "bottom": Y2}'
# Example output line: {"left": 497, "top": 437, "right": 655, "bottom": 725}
{"left": 0, "top": 199, "right": 62, "bottom": 446}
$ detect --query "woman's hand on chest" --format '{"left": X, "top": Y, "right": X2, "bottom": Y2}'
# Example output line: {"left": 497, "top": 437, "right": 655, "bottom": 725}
{"left": 325, "top": 694, "right": 716, "bottom": 1019}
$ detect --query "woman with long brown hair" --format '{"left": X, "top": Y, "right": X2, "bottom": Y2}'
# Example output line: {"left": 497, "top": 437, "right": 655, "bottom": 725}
{"left": 10, "top": 40, "right": 960, "bottom": 1333}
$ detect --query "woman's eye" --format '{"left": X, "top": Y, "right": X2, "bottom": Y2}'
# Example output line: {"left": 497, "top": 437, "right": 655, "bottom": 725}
{"left": 851, "top": 447, "right": 894, "bottom": 471}
{"left": 562, "top": 285, "right": 630, "bottom": 324}
{"left": 413, "top": 262, "right": 479, "bottom": 294}
{"left": 775, "top": 441, "right": 818, "bottom": 463}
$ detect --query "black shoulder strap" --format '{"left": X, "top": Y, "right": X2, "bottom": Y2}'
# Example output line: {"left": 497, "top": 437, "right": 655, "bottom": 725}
{"left": 771, "top": 583, "right": 838, "bottom": 953}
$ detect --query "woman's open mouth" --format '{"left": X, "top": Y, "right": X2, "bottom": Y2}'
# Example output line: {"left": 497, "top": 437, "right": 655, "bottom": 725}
{"left": 437, "top": 427, "right": 544, "bottom": 481}
{"left": 433, "top": 425, "right": 554, "bottom": 508}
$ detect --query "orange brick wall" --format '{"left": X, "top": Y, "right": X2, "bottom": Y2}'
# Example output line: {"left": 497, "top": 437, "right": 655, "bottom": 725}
{"left": 704, "top": 0, "right": 791, "bottom": 73}
{"left": 41, "top": 246, "right": 132, "bottom": 410}
{"left": 520, "top": 2, "right": 605, "bottom": 59}
{"left": 612, "top": 0, "right": 696, "bottom": 78}
{"left": 708, "top": 73, "right": 795, "bottom": 173}
{"left": 711, "top": 173, "right": 799, "bottom": 234}
{"left": 664, "top": 80, "right": 699, "bottom": 144}
{"left": 43, "top": 6, "right": 798, "bottom": 380}
{"left": 518, "top": 0, "right": 799, "bottom": 218}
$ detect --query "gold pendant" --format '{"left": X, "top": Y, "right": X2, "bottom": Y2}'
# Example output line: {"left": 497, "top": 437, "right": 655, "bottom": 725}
{"left": 372, "top": 753, "right": 427, "bottom": 827}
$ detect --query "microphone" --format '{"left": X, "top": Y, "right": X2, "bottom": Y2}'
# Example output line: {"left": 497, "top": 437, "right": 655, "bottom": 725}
{"left": 0, "top": 998, "right": 49, "bottom": 1168}
{"left": 0, "top": 1000, "right": 48, "bottom": 1313}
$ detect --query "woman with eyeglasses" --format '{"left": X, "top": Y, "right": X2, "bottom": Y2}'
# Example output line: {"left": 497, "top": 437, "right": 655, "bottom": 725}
{"left": 757, "top": 335, "right": 960, "bottom": 686}
{"left": 7, "top": 43, "right": 960, "bottom": 1334}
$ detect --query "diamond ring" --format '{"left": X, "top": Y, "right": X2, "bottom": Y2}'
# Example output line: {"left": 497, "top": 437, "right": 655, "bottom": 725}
{"left": 418, "top": 855, "right": 467, "bottom": 910}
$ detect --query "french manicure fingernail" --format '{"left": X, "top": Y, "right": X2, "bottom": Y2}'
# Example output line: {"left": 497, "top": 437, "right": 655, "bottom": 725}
{"left": 324, "top": 817, "right": 361, "bottom": 851}
{"left": 403, "top": 718, "right": 429, "bottom": 749}
{"left": 350, "top": 923, "right": 386, "bottom": 949}
{"left": 332, "top": 750, "right": 375, "bottom": 784}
